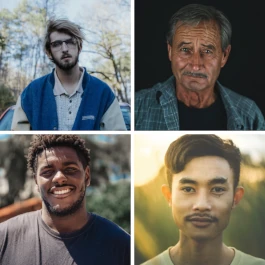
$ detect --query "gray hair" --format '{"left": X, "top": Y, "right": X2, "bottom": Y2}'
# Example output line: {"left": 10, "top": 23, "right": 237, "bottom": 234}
{"left": 166, "top": 4, "right": 232, "bottom": 52}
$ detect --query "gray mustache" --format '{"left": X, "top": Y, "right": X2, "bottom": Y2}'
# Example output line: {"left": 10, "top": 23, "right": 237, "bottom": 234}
{"left": 183, "top": 71, "right": 207, "bottom": 78}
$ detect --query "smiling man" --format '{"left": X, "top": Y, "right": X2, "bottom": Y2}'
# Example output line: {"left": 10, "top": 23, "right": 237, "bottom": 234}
{"left": 0, "top": 135, "right": 130, "bottom": 265}
{"left": 135, "top": 4, "right": 265, "bottom": 130}
{"left": 141, "top": 134, "right": 265, "bottom": 265}
{"left": 11, "top": 19, "right": 126, "bottom": 131}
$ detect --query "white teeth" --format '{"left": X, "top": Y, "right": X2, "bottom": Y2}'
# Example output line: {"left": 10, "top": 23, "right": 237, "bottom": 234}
{"left": 53, "top": 189, "right": 71, "bottom": 195}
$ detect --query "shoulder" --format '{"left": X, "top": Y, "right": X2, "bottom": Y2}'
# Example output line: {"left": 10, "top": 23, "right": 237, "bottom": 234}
{"left": 21, "top": 72, "right": 53, "bottom": 97}
{"left": 232, "top": 248, "right": 265, "bottom": 265}
{"left": 218, "top": 83, "right": 259, "bottom": 109}
{"left": 83, "top": 71, "right": 113, "bottom": 92}
{"left": 0, "top": 210, "right": 40, "bottom": 237}
{"left": 91, "top": 213, "right": 130, "bottom": 241}
{"left": 135, "top": 76, "right": 175, "bottom": 106}
{"left": 135, "top": 81, "right": 165, "bottom": 102}
{"left": 141, "top": 248, "right": 173, "bottom": 265}
{"left": 26, "top": 72, "right": 53, "bottom": 88}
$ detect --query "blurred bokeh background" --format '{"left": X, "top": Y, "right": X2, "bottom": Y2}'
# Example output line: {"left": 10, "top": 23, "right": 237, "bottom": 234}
{"left": 135, "top": 133, "right": 265, "bottom": 264}
{"left": 0, "top": 134, "right": 130, "bottom": 234}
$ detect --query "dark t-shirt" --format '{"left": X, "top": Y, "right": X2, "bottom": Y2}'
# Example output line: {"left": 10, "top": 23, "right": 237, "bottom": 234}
{"left": 178, "top": 93, "right": 227, "bottom": 130}
{"left": 0, "top": 210, "right": 130, "bottom": 265}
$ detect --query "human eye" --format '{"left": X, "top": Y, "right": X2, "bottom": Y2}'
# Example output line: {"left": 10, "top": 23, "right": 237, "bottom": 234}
{"left": 66, "top": 38, "right": 76, "bottom": 46}
{"left": 180, "top": 47, "right": 190, "bottom": 53}
{"left": 211, "top": 187, "right": 226, "bottom": 194}
{"left": 181, "top": 187, "right": 195, "bottom": 193}
{"left": 64, "top": 167, "right": 78, "bottom": 174}
{"left": 51, "top": 41, "right": 62, "bottom": 48}
{"left": 40, "top": 169, "right": 54, "bottom": 177}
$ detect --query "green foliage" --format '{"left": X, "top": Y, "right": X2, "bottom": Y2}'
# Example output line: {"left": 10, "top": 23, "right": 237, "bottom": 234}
{"left": 0, "top": 84, "right": 15, "bottom": 113}
{"left": 135, "top": 163, "right": 265, "bottom": 264}
{"left": 86, "top": 180, "right": 130, "bottom": 234}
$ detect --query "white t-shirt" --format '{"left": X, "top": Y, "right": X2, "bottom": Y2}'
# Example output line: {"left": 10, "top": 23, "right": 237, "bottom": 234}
{"left": 141, "top": 247, "right": 265, "bottom": 265}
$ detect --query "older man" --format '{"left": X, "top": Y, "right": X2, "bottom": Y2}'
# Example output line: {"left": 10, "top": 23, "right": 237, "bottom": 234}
{"left": 135, "top": 4, "right": 265, "bottom": 130}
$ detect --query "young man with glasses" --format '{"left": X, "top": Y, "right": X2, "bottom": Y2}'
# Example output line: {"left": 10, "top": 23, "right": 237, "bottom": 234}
{"left": 11, "top": 19, "right": 126, "bottom": 131}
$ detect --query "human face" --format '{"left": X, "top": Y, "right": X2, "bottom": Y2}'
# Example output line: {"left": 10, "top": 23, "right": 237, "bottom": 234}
{"left": 168, "top": 21, "right": 231, "bottom": 92}
{"left": 162, "top": 156, "right": 244, "bottom": 242}
{"left": 49, "top": 31, "right": 80, "bottom": 71}
{"left": 35, "top": 146, "right": 90, "bottom": 217}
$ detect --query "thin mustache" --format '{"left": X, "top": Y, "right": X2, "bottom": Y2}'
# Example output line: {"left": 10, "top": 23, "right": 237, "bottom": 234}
{"left": 183, "top": 71, "right": 207, "bottom": 78}
{"left": 61, "top": 54, "right": 71, "bottom": 59}
{"left": 185, "top": 214, "right": 218, "bottom": 222}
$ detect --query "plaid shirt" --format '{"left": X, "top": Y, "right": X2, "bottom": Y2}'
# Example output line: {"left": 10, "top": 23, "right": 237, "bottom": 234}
{"left": 135, "top": 76, "right": 265, "bottom": 130}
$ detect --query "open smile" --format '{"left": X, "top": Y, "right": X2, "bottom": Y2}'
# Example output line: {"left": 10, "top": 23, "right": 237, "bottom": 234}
{"left": 49, "top": 186, "right": 75, "bottom": 199}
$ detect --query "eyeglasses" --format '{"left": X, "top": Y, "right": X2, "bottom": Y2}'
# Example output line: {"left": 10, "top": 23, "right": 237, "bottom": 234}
{"left": 50, "top": 38, "right": 77, "bottom": 51}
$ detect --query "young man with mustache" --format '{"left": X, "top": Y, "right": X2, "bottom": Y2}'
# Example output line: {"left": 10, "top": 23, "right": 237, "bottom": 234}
{"left": 11, "top": 19, "right": 126, "bottom": 130}
{"left": 0, "top": 135, "right": 130, "bottom": 265}
{"left": 141, "top": 134, "right": 265, "bottom": 265}
{"left": 135, "top": 4, "right": 265, "bottom": 130}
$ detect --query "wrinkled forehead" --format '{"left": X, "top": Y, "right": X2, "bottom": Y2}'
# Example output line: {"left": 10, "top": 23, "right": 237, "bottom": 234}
{"left": 174, "top": 20, "right": 221, "bottom": 39}
{"left": 172, "top": 20, "right": 222, "bottom": 48}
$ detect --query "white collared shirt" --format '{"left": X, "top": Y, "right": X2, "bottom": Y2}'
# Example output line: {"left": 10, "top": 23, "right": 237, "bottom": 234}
{"left": 54, "top": 68, "right": 84, "bottom": 130}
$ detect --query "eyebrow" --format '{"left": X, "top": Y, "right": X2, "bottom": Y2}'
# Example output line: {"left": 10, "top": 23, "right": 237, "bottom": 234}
{"left": 39, "top": 161, "right": 79, "bottom": 171}
{"left": 50, "top": 38, "right": 73, "bottom": 44}
{"left": 177, "top": 42, "right": 192, "bottom": 49}
{"left": 178, "top": 176, "right": 228, "bottom": 185}
{"left": 208, "top": 177, "right": 228, "bottom": 185}
{"left": 201, "top": 44, "right": 216, "bottom": 50}
{"left": 176, "top": 42, "right": 216, "bottom": 51}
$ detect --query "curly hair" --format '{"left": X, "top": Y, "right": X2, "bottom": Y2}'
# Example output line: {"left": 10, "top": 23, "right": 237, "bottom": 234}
{"left": 27, "top": 135, "right": 90, "bottom": 175}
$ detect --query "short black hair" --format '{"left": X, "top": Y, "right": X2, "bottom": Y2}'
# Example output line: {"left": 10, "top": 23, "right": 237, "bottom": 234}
{"left": 164, "top": 134, "right": 241, "bottom": 190}
{"left": 27, "top": 135, "right": 90, "bottom": 174}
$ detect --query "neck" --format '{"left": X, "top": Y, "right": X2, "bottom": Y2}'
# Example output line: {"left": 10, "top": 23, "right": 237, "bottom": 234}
{"left": 41, "top": 202, "right": 89, "bottom": 234}
{"left": 170, "top": 234, "right": 234, "bottom": 265}
{"left": 55, "top": 64, "right": 82, "bottom": 94}
{"left": 176, "top": 84, "right": 216, "bottom": 108}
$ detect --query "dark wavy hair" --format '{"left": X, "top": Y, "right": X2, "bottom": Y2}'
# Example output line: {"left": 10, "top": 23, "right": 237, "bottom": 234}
{"left": 164, "top": 134, "right": 241, "bottom": 190}
{"left": 27, "top": 135, "right": 90, "bottom": 175}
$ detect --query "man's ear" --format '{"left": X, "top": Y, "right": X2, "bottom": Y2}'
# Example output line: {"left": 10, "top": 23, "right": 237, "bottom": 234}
{"left": 85, "top": 166, "right": 90, "bottom": 187}
{"left": 162, "top": 184, "right": 172, "bottom": 207}
{"left": 167, "top": 43, "right": 172, "bottom": 62}
{"left": 232, "top": 186, "right": 244, "bottom": 208}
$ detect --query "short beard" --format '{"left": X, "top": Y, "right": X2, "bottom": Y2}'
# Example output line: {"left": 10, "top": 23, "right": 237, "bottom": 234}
{"left": 43, "top": 188, "right": 86, "bottom": 217}
{"left": 51, "top": 53, "right": 79, "bottom": 71}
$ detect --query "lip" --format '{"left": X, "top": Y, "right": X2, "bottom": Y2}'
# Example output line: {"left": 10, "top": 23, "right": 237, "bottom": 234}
{"left": 189, "top": 218, "right": 213, "bottom": 228}
{"left": 49, "top": 186, "right": 75, "bottom": 199}
{"left": 62, "top": 56, "right": 71, "bottom": 60}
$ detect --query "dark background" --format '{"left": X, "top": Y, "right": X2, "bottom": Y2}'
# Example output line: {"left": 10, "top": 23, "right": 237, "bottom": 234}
{"left": 135, "top": 0, "right": 265, "bottom": 117}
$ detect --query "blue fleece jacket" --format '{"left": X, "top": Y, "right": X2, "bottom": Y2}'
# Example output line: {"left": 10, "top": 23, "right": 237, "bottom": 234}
{"left": 21, "top": 69, "right": 115, "bottom": 130}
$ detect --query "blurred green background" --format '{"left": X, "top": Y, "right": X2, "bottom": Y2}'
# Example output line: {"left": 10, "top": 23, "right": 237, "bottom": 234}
{"left": 0, "top": 134, "right": 130, "bottom": 234}
{"left": 135, "top": 134, "right": 265, "bottom": 264}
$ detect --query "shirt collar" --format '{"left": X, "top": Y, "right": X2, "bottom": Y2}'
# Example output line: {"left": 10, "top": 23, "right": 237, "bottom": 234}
{"left": 53, "top": 67, "right": 85, "bottom": 96}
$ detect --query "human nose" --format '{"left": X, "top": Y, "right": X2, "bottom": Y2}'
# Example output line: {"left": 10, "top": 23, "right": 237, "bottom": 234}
{"left": 192, "top": 191, "right": 211, "bottom": 211}
{"left": 61, "top": 41, "right": 69, "bottom": 52}
{"left": 190, "top": 51, "right": 202, "bottom": 71}
{"left": 52, "top": 170, "right": 67, "bottom": 185}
